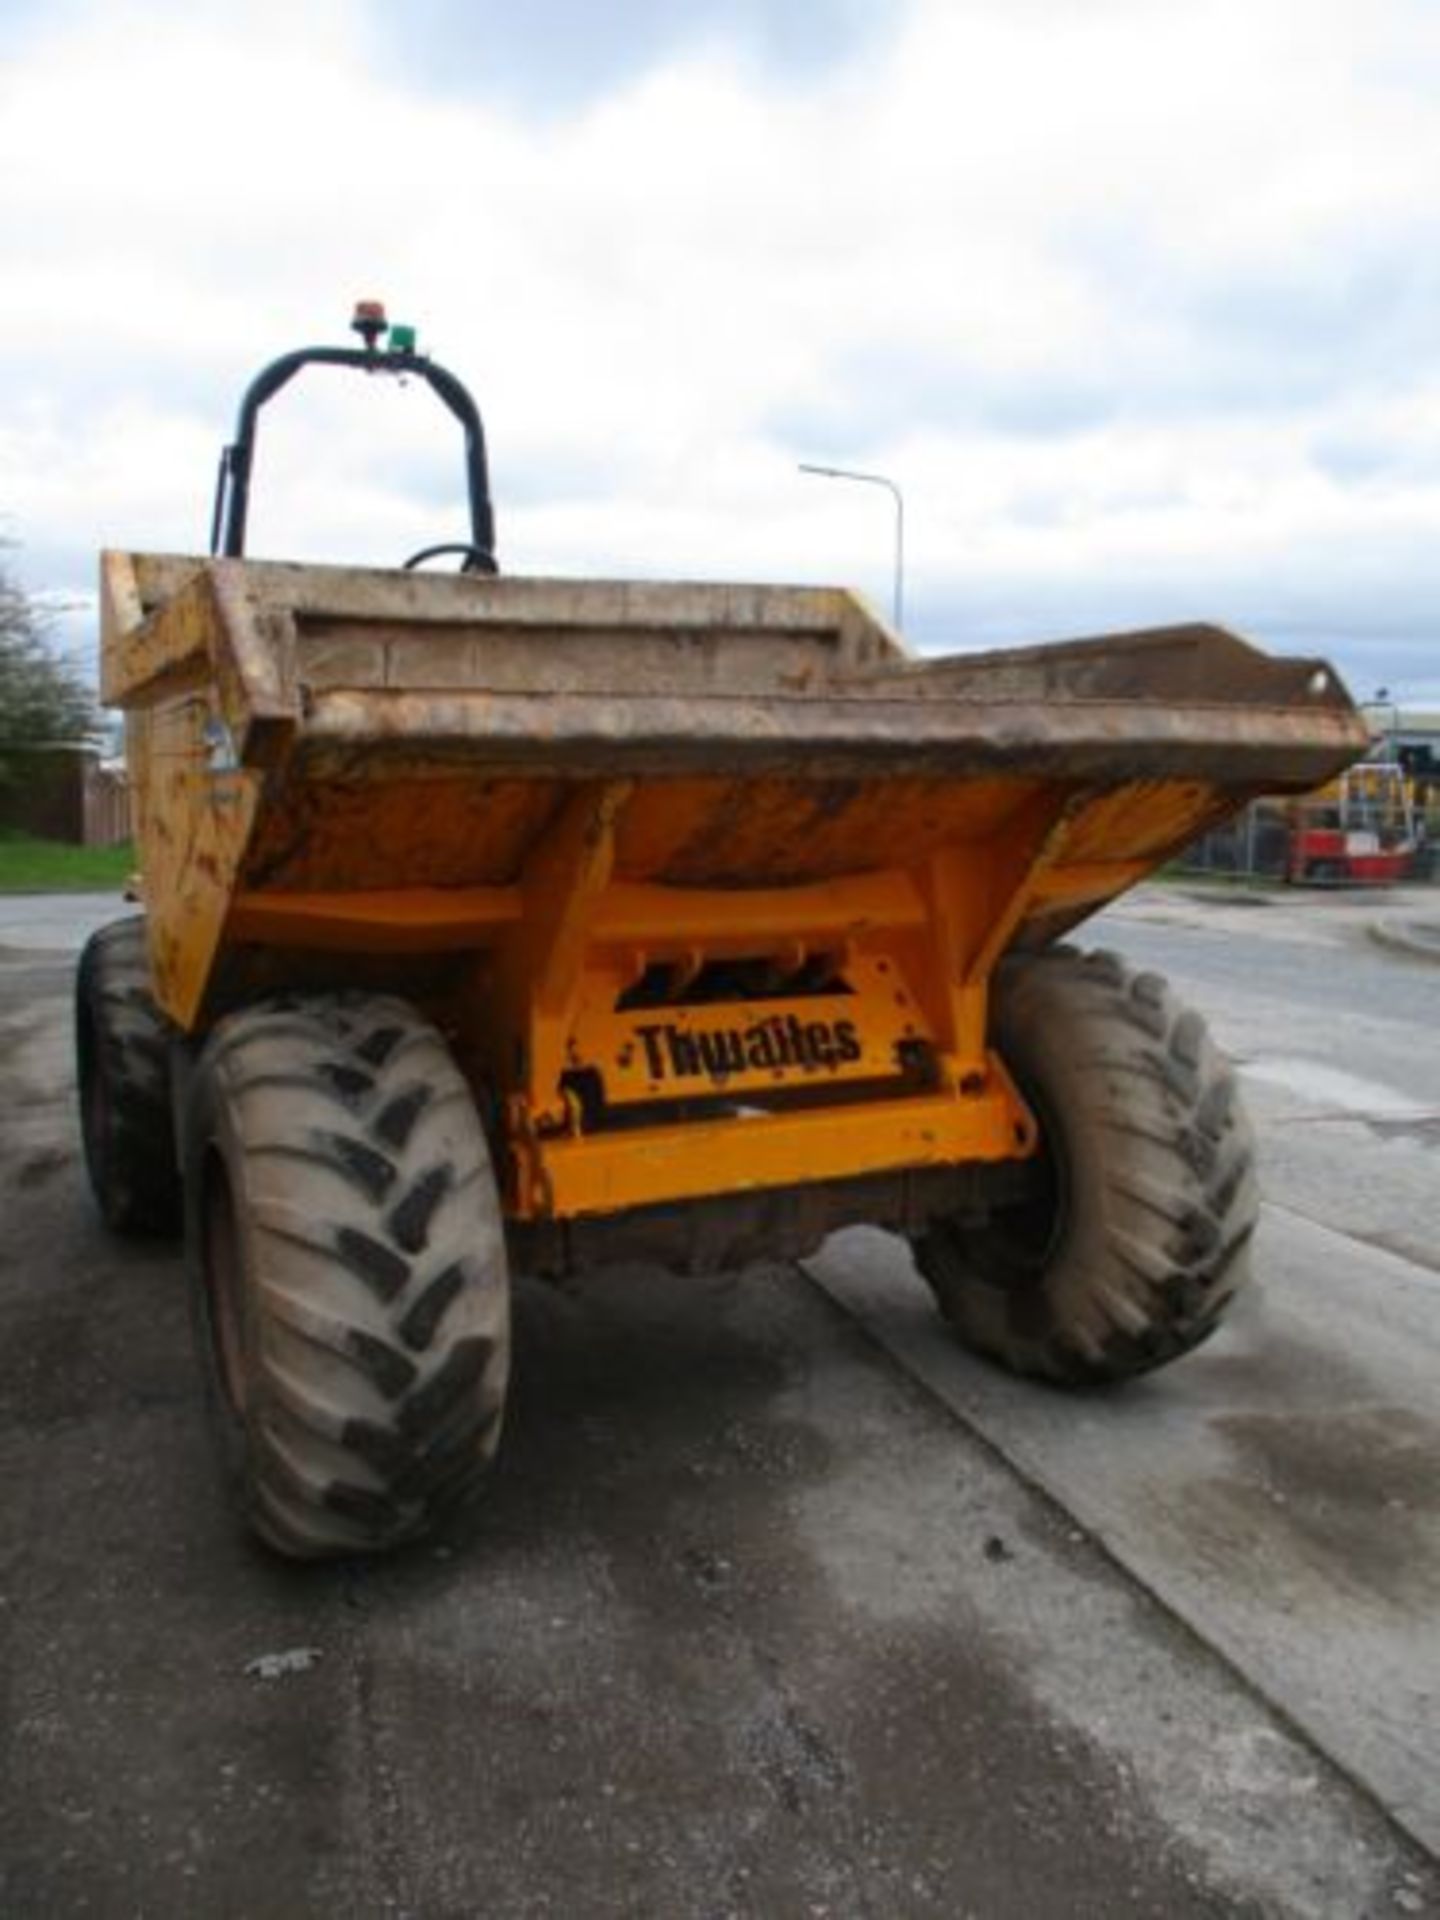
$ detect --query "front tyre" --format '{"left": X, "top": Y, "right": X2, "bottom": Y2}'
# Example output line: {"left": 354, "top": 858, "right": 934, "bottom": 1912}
{"left": 184, "top": 992, "right": 511, "bottom": 1558}
{"left": 914, "top": 949, "right": 1258, "bottom": 1384}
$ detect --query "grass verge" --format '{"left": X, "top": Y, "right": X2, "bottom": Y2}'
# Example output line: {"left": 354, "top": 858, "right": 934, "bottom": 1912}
{"left": 0, "top": 831, "right": 134, "bottom": 893}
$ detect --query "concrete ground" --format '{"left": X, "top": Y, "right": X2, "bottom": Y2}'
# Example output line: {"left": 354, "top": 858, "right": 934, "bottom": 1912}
{"left": 1, "top": 886, "right": 1436, "bottom": 1918}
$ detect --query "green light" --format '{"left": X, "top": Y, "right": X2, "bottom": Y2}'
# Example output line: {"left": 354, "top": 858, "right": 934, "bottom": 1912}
{"left": 390, "top": 323, "right": 417, "bottom": 352}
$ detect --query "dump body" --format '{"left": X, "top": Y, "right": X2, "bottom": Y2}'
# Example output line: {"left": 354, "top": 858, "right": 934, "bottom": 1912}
{"left": 102, "top": 551, "right": 1368, "bottom": 1241}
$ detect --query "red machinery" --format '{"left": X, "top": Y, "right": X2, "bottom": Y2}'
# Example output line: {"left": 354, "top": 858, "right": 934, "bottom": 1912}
{"left": 1285, "top": 759, "right": 1418, "bottom": 885}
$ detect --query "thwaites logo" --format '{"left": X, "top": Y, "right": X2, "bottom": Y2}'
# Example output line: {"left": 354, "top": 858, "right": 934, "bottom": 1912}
{"left": 633, "top": 1013, "right": 863, "bottom": 1083}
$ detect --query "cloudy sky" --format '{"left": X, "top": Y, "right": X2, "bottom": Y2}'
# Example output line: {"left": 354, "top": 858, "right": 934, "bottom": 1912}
{"left": 4, "top": 0, "right": 1440, "bottom": 701}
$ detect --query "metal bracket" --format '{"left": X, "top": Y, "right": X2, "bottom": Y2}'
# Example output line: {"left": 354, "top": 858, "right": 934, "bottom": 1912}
{"left": 497, "top": 780, "right": 633, "bottom": 1131}
{"left": 915, "top": 788, "right": 1080, "bottom": 1082}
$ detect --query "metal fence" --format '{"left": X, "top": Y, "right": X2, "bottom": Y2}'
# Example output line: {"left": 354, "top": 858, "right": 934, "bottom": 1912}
{"left": 1174, "top": 798, "right": 1438, "bottom": 884}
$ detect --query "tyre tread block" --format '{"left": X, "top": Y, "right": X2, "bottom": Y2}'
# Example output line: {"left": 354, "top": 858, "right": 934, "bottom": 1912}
{"left": 914, "top": 947, "right": 1258, "bottom": 1386}
{"left": 76, "top": 916, "right": 182, "bottom": 1237}
{"left": 186, "top": 992, "right": 511, "bottom": 1560}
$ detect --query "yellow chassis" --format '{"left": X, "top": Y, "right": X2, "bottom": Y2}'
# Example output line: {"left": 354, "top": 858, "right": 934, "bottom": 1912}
{"left": 223, "top": 780, "right": 1089, "bottom": 1219}
{"left": 101, "top": 553, "right": 1369, "bottom": 1229}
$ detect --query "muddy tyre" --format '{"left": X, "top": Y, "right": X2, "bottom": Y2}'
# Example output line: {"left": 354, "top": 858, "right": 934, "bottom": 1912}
{"left": 184, "top": 992, "right": 510, "bottom": 1558}
{"left": 914, "top": 948, "right": 1257, "bottom": 1384}
{"left": 75, "top": 915, "right": 181, "bottom": 1236}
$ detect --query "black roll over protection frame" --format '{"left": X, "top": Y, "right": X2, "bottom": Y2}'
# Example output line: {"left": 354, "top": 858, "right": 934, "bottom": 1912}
{"left": 209, "top": 300, "right": 498, "bottom": 572}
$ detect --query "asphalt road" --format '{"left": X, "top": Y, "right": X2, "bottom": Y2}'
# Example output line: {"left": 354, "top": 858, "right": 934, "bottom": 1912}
{"left": 1, "top": 888, "right": 1437, "bottom": 1918}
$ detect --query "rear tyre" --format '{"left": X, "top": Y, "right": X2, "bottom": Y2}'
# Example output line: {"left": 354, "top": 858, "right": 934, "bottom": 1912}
{"left": 184, "top": 991, "right": 511, "bottom": 1558}
{"left": 914, "top": 948, "right": 1257, "bottom": 1384}
{"left": 75, "top": 916, "right": 181, "bottom": 1236}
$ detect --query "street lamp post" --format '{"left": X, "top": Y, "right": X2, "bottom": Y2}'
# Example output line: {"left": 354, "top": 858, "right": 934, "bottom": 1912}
{"left": 798, "top": 462, "right": 905, "bottom": 632}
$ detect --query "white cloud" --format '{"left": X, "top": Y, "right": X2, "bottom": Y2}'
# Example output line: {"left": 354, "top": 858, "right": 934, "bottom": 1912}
{"left": 4, "top": 0, "right": 1440, "bottom": 697}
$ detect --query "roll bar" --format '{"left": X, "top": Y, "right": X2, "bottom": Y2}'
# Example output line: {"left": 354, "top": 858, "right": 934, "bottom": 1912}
{"left": 209, "top": 303, "right": 497, "bottom": 571}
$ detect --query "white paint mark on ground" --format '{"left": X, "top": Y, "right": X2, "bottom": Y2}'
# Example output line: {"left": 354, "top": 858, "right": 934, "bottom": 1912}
{"left": 1240, "top": 1056, "right": 1438, "bottom": 1120}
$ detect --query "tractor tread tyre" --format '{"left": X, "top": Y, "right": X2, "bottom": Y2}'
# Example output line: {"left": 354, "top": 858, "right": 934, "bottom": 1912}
{"left": 915, "top": 947, "right": 1257, "bottom": 1385}
{"left": 185, "top": 992, "right": 510, "bottom": 1559}
{"left": 75, "top": 915, "right": 181, "bottom": 1236}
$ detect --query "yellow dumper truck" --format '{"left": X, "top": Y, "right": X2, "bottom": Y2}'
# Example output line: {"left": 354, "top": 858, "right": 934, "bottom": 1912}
{"left": 77, "top": 308, "right": 1370, "bottom": 1557}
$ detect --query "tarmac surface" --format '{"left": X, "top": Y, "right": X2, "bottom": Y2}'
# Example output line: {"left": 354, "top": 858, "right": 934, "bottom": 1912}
{"left": 1, "top": 885, "right": 1437, "bottom": 1918}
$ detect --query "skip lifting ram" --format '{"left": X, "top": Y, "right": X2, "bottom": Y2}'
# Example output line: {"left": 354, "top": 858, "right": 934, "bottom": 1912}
{"left": 77, "top": 306, "right": 1370, "bottom": 1558}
